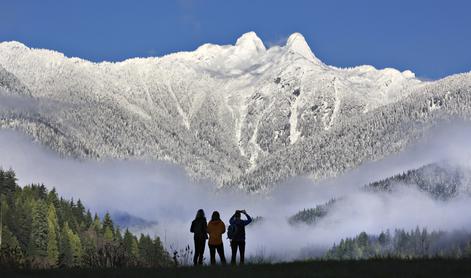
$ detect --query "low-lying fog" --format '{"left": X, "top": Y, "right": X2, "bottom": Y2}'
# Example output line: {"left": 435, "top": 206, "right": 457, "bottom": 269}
{"left": 1, "top": 123, "right": 471, "bottom": 261}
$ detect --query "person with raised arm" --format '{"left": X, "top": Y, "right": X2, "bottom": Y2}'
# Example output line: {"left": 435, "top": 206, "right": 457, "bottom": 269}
{"left": 228, "top": 209, "right": 252, "bottom": 265}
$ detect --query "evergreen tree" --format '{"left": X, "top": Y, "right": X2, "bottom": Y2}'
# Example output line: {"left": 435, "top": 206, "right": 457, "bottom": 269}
{"left": 103, "top": 227, "right": 114, "bottom": 242}
{"left": 69, "top": 229, "right": 82, "bottom": 267}
{"left": 123, "top": 229, "right": 138, "bottom": 258}
{"left": 102, "top": 212, "right": 114, "bottom": 235}
{"left": 0, "top": 225, "right": 24, "bottom": 267}
{"left": 46, "top": 188, "right": 59, "bottom": 208}
{"left": 75, "top": 199, "right": 85, "bottom": 219}
{"left": 0, "top": 169, "right": 17, "bottom": 203}
{"left": 115, "top": 227, "right": 121, "bottom": 240}
{"left": 0, "top": 194, "right": 7, "bottom": 248}
{"left": 0, "top": 168, "right": 171, "bottom": 269}
{"left": 138, "top": 234, "right": 153, "bottom": 266}
{"left": 152, "top": 237, "right": 170, "bottom": 266}
{"left": 464, "top": 241, "right": 471, "bottom": 258}
{"left": 60, "top": 222, "right": 73, "bottom": 267}
{"left": 46, "top": 203, "right": 59, "bottom": 267}
{"left": 123, "top": 229, "right": 139, "bottom": 266}
{"left": 102, "top": 212, "right": 115, "bottom": 242}
{"left": 84, "top": 210, "right": 93, "bottom": 228}
{"left": 378, "top": 231, "right": 390, "bottom": 246}
{"left": 28, "top": 200, "right": 48, "bottom": 266}
{"left": 91, "top": 214, "right": 101, "bottom": 234}
{"left": 60, "top": 222, "right": 82, "bottom": 267}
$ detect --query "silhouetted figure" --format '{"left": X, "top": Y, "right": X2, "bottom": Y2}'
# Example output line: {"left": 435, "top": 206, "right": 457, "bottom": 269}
{"left": 190, "top": 209, "right": 208, "bottom": 265}
{"left": 229, "top": 210, "right": 252, "bottom": 265}
{"left": 207, "top": 211, "right": 227, "bottom": 265}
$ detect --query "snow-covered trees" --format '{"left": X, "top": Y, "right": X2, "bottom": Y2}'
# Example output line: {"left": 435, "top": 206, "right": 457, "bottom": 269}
{"left": 0, "top": 34, "right": 470, "bottom": 191}
{"left": 367, "top": 162, "right": 465, "bottom": 200}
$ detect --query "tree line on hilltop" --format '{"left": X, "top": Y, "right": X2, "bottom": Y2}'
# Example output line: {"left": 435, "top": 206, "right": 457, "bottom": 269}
{"left": 0, "top": 168, "right": 171, "bottom": 269}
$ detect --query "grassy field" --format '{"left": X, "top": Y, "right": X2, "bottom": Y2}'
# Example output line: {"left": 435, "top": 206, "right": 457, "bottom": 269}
{"left": 2, "top": 259, "right": 471, "bottom": 278}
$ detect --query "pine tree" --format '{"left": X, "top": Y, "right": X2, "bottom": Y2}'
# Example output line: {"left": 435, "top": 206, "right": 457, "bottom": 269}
{"left": 464, "top": 241, "right": 471, "bottom": 258}
{"left": 378, "top": 232, "right": 388, "bottom": 246}
{"left": 91, "top": 214, "right": 101, "bottom": 234}
{"left": 102, "top": 213, "right": 114, "bottom": 234}
{"left": 123, "top": 229, "right": 138, "bottom": 262}
{"left": 60, "top": 222, "right": 73, "bottom": 267}
{"left": 69, "top": 230, "right": 82, "bottom": 267}
{"left": 0, "top": 168, "right": 172, "bottom": 269}
{"left": 46, "top": 188, "right": 59, "bottom": 208}
{"left": 0, "top": 194, "right": 7, "bottom": 248}
{"left": 75, "top": 200, "right": 85, "bottom": 217}
{"left": 103, "top": 227, "right": 114, "bottom": 242}
{"left": 0, "top": 225, "right": 24, "bottom": 267}
{"left": 84, "top": 210, "right": 93, "bottom": 228}
{"left": 138, "top": 234, "right": 153, "bottom": 266}
{"left": 152, "top": 237, "right": 170, "bottom": 267}
{"left": 115, "top": 227, "right": 123, "bottom": 242}
{"left": 0, "top": 169, "right": 17, "bottom": 203}
{"left": 60, "top": 222, "right": 82, "bottom": 267}
{"left": 28, "top": 200, "right": 48, "bottom": 266}
{"left": 46, "top": 203, "right": 59, "bottom": 267}
{"left": 102, "top": 212, "right": 114, "bottom": 242}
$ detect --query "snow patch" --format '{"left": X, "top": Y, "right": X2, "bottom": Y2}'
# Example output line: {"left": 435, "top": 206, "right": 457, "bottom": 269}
{"left": 290, "top": 91, "right": 302, "bottom": 144}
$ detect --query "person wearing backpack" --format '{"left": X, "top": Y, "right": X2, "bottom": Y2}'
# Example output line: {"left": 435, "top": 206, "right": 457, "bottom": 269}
{"left": 228, "top": 210, "right": 252, "bottom": 265}
{"left": 207, "top": 211, "right": 227, "bottom": 265}
{"left": 190, "top": 209, "right": 208, "bottom": 265}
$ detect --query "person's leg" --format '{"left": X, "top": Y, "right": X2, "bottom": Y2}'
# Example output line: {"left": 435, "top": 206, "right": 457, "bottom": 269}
{"left": 230, "top": 241, "right": 237, "bottom": 265}
{"left": 209, "top": 244, "right": 216, "bottom": 265}
{"left": 198, "top": 240, "right": 206, "bottom": 265}
{"left": 239, "top": 241, "right": 246, "bottom": 265}
{"left": 193, "top": 239, "right": 199, "bottom": 266}
{"left": 217, "top": 244, "right": 226, "bottom": 264}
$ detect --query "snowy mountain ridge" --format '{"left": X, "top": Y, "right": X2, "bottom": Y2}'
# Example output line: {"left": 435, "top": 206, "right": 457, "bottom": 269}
{"left": 1, "top": 32, "right": 470, "bottom": 191}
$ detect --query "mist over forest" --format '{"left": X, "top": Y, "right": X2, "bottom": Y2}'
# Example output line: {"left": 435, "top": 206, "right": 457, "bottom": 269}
{"left": 2, "top": 122, "right": 471, "bottom": 261}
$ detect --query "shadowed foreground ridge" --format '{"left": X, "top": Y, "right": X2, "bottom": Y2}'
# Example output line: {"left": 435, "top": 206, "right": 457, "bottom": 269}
{"left": 2, "top": 259, "right": 471, "bottom": 278}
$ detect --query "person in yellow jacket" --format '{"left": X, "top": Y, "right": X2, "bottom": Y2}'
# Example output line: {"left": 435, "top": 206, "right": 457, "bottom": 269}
{"left": 206, "top": 211, "right": 227, "bottom": 265}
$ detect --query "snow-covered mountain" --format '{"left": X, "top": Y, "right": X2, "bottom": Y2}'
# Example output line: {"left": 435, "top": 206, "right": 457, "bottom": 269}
{"left": 1, "top": 32, "right": 470, "bottom": 191}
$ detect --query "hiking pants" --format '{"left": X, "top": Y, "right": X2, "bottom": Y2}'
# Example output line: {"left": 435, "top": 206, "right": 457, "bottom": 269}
{"left": 230, "top": 240, "right": 246, "bottom": 265}
{"left": 193, "top": 239, "right": 206, "bottom": 265}
{"left": 209, "top": 243, "right": 226, "bottom": 265}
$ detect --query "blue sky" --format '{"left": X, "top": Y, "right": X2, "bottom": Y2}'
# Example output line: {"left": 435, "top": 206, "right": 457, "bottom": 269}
{"left": 1, "top": 0, "right": 470, "bottom": 79}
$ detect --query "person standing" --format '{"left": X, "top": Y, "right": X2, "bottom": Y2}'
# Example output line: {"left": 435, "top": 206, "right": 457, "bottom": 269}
{"left": 207, "top": 211, "right": 227, "bottom": 265}
{"left": 190, "top": 209, "right": 208, "bottom": 265}
{"left": 229, "top": 210, "right": 252, "bottom": 265}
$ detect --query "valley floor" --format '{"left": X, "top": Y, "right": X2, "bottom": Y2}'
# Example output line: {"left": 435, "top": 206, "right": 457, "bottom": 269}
{"left": 2, "top": 259, "right": 471, "bottom": 278}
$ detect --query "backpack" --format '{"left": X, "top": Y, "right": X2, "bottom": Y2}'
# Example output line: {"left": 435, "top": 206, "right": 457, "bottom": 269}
{"left": 227, "top": 224, "right": 236, "bottom": 240}
{"left": 227, "top": 224, "right": 243, "bottom": 240}
{"left": 227, "top": 223, "right": 242, "bottom": 240}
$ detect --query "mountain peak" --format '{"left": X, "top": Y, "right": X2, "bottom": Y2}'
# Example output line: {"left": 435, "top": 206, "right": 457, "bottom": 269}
{"left": 285, "top": 33, "right": 319, "bottom": 62}
{"left": 235, "top": 31, "right": 266, "bottom": 53}
{"left": 0, "top": 41, "right": 29, "bottom": 51}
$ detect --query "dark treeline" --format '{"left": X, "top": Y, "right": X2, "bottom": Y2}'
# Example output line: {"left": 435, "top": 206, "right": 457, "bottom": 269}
{"left": 326, "top": 228, "right": 471, "bottom": 260}
{"left": 0, "top": 168, "right": 171, "bottom": 269}
{"left": 289, "top": 199, "right": 336, "bottom": 225}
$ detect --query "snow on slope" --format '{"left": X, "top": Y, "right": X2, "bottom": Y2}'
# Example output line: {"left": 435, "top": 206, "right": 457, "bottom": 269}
{"left": 1, "top": 31, "right": 469, "bottom": 191}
